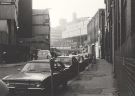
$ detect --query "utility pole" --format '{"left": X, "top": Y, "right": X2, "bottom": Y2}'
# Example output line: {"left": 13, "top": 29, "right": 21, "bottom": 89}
{"left": 51, "top": 69, "right": 54, "bottom": 96}
{"left": 50, "top": 59, "right": 54, "bottom": 96}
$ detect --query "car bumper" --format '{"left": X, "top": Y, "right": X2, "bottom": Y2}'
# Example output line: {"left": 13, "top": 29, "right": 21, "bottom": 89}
{"left": 8, "top": 87, "right": 45, "bottom": 91}
{"left": 8, "top": 87, "right": 46, "bottom": 96}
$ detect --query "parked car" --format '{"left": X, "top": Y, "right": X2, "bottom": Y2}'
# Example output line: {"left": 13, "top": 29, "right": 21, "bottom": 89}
{"left": 37, "top": 50, "right": 51, "bottom": 60}
{"left": 56, "top": 56, "right": 79, "bottom": 80}
{"left": 69, "top": 54, "right": 84, "bottom": 63}
{"left": 2, "top": 60, "right": 67, "bottom": 96}
{"left": 56, "top": 56, "right": 73, "bottom": 68}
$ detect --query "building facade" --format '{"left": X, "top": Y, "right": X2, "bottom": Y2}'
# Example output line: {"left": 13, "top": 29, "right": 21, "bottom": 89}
{"left": 104, "top": 0, "right": 135, "bottom": 96}
{"left": 0, "top": 0, "right": 50, "bottom": 63}
{"left": 0, "top": 0, "right": 31, "bottom": 63}
{"left": 32, "top": 9, "right": 50, "bottom": 50}
{"left": 87, "top": 9, "right": 105, "bottom": 58}
{"left": 18, "top": 9, "right": 50, "bottom": 50}
{"left": 0, "top": 0, "right": 19, "bottom": 45}
{"left": 18, "top": 0, "right": 32, "bottom": 38}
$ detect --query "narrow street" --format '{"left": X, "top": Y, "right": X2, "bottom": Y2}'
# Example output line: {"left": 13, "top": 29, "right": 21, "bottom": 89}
{"left": 0, "top": 0, "right": 135, "bottom": 96}
{"left": 56, "top": 59, "right": 117, "bottom": 96}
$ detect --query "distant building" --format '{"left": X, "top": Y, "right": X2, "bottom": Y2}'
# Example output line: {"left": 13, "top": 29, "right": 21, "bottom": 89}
{"left": 51, "top": 18, "right": 67, "bottom": 48}
{"left": 59, "top": 19, "right": 67, "bottom": 26}
{"left": 62, "top": 17, "right": 89, "bottom": 38}
{"left": 50, "top": 26, "right": 63, "bottom": 48}
{"left": 72, "top": 12, "right": 77, "bottom": 21}
{"left": 62, "top": 17, "right": 90, "bottom": 50}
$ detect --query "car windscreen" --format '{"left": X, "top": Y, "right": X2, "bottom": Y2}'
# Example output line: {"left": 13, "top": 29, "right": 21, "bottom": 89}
{"left": 21, "top": 62, "right": 51, "bottom": 73}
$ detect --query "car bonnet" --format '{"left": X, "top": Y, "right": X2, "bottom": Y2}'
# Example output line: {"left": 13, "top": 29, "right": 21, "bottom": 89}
{"left": 3, "top": 72, "right": 51, "bottom": 82}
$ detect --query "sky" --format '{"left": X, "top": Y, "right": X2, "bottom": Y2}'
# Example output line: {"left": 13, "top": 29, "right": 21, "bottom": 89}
{"left": 33, "top": 0, "right": 105, "bottom": 27}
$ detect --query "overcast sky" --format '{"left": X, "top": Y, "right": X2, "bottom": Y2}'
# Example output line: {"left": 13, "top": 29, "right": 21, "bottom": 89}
{"left": 33, "top": 0, "right": 105, "bottom": 27}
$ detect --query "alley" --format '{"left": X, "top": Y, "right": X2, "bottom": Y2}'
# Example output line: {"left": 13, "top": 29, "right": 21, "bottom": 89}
{"left": 0, "top": 0, "right": 135, "bottom": 96}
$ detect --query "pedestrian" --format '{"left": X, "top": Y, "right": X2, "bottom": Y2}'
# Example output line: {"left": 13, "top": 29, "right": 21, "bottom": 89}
{"left": 0, "top": 80, "right": 9, "bottom": 96}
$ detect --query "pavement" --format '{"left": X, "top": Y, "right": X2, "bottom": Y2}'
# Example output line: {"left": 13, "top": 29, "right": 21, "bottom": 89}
{"left": 59, "top": 59, "right": 118, "bottom": 96}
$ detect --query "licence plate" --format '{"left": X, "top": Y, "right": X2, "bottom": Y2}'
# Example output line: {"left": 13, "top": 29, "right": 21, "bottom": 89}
{"left": 14, "top": 89, "right": 28, "bottom": 96}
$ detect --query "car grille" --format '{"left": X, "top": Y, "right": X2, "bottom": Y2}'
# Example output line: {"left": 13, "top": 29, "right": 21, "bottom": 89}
{"left": 8, "top": 81, "right": 29, "bottom": 89}
{"left": 15, "top": 83, "right": 29, "bottom": 89}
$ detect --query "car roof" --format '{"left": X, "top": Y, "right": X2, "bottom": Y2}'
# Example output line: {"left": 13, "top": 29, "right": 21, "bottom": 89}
{"left": 69, "top": 55, "right": 78, "bottom": 57}
{"left": 28, "top": 59, "right": 50, "bottom": 63}
{"left": 38, "top": 50, "right": 49, "bottom": 52}
{"left": 57, "top": 56, "right": 72, "bottom": 58}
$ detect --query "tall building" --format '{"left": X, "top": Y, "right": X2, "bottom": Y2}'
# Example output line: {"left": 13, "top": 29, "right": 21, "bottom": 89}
{"left": 32, "top": 9, "right": 50, "bottom": 50}
{"left": 18, "top": 0, "right": 32, "bottom": 38}
{"left": 18, "top": 9, "right": 50, "bottom": 50}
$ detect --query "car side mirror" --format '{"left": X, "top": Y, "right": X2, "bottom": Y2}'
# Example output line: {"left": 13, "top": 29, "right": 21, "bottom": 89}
{"left": 17, "top": 68, "right": 21, "bottom": 71}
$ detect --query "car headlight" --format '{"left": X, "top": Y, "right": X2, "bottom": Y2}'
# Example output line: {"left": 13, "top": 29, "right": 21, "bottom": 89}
{"left": 6, "top": 83, "right": 10, "bottom": 86}
{"left": 3, "top": 81, "right": 10, "bottom": 86}
{"left": 36, "top": 83, "right": 41, "bottom": 87}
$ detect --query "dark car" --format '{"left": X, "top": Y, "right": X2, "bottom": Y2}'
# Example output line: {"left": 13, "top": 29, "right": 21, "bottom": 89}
{"left": 2, "top": 60, "right": 67, "bottom": 96}
{"left": 69, "top": 55, "right": 85, "bottom": 63}
{"left": 56, "top": 56, "right": 73, "bottom": 68}
{"left": 57, "top": 55, "right": 89, "bottom": 73}
{"left": 56, "top": 56, "right": 79, "bottom": 80}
